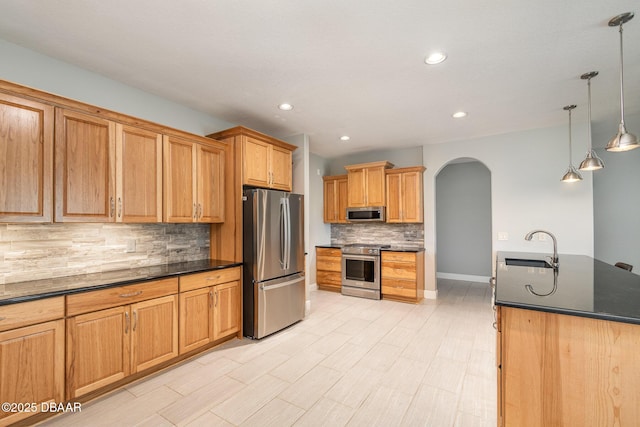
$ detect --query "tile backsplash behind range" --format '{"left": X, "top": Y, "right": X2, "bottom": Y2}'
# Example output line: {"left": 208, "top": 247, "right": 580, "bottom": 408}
{"left": 331, "top": 223, "right": 424, "bottom": 247}
{"left": 0, "top": 223, "right": 210, "bottom": 284}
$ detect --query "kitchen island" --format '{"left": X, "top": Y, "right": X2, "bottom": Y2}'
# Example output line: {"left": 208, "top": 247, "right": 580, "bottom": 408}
{"left": 494, "top": 251, "right": 640, "bottom": 427}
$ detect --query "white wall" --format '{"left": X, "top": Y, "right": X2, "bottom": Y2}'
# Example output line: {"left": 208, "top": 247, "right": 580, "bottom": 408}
{"left": 0, "top": 39, "right": 233, "bottom": 135}
{"left": 423, "top": 124, "right": 594, "bottom": 293}
{"left": 308, "top": 154, "right": 332, "bottom": 286}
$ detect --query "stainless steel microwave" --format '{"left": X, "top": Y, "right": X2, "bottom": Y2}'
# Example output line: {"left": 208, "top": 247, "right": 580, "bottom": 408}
{"left": 346, "top": 206, "right": 385, "bottom": 222}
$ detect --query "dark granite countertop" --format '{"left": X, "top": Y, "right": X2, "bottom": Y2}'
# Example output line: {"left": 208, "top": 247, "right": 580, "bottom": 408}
{"left": 0, "top": 259, "right": 242, "bottom": 306}
{"left": 316, "top": 244, "right": 343, "bottom": 249}
{"left": 495, "top": 251, "right": 640, "bottom": 325}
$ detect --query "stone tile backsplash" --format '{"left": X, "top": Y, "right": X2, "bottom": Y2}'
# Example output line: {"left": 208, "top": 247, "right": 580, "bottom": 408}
{"left": 0, "top": 223, "right": 210, "bottom": 284}
{"left": 331, "top": 223, "right": 424, "bottom": 247}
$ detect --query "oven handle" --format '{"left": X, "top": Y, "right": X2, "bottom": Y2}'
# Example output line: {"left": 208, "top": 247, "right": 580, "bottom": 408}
{"left": 342, "top": 253, "right": 378, "bottom": 261}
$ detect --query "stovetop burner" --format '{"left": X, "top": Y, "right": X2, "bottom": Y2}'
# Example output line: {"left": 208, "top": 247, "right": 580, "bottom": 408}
{"left": 341, "top": 243, "right": 390, "bottom": 255}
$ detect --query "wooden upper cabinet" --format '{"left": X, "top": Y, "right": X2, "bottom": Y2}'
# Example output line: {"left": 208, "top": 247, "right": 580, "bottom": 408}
{"left": 163, "top": 135, "right": 225, "bottom": 223}
{"left": 197, "top": 142, "right": 225, "bottom": 223}
{"left": 386, "top": 166, "right": 425, "bottom": 223}
{"left": 0, "top": 93, "right": 54, "bottom": 223}
{"left": 207, "top": 126, "right": 296, "bottom": 192}
{"left": 55, "top": 109, "right": 116, "bottom": 222}
{"left": 323, "top": 175, "right": 348, "bottom": 223}
{"left": 115, "top": 124, "right": 163, "bottom": 222}
{"left": 345, "top": 161, "right": 394, "bottom": 207}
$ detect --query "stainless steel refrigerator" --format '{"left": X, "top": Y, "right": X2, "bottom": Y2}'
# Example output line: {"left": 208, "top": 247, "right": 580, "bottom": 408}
{"left": 243, "top": 188, "right": 305, "bottom": 339}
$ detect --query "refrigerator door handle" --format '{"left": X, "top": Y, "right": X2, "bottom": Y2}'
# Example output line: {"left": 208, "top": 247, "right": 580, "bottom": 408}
{"left": 259, "top": 275, "right": 303, "bottom": 291}
{"left": 279, "top": 198, "right": 286, "bottom": 269}
{"left": 285, "top": 197, "right": 291, "bottom": 270}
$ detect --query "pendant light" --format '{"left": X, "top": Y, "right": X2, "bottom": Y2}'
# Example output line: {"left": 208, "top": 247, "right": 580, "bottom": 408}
{"left": 561, "top": 105, "right": 583, "bottom": 183}
{"left": 578, "top": 71, "right": 605, "bottom": 171}
{"left": 605, "top": 12, "right": 639, "bottom": 152}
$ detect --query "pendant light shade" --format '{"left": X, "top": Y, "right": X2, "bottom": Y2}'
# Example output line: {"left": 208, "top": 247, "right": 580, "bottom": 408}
{"left": 605, "top": 12, "right": 639, "bottom": 152}
{"left": 561, "top": 105, "right": 582, "bottom": 183}
{"left": 578, "top": 71, "right": 604, "bottom": 171}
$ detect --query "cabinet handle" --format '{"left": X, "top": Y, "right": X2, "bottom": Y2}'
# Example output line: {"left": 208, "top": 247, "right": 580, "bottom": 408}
{"left": 193, "top": 203, "right": 197, "bottom": 220}
{"left": 119, "top": 290, "right": 143, "bottom": 298}
{"left": 118, "top": 197, "right": 122, "bottom": 218}
{"left": 198, "top": 203, "right": 202, "bottom": 219}
{"left": 215, "top": 290, "right": 218, "bottom": 307}
{"left": 0, "top": 317, "right": 5, "bottom": 322}
{"left": 133, "top": 311, "right": 138, "bottom": 332}
{"left": 110, "top": 197, "right": 115, "bottom": 217}
{"left": 209, "top": 290, "right": 214, "bottom": 308}
{"left": 125, "top": 311, "right": 130, "bottom": 334}
{"left": 206, "top": 275, "right": 222, "bottom": 282}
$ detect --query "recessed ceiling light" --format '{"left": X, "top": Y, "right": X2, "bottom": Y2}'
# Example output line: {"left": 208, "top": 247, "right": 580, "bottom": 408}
{"left": 452, "top": 111, "right": 467, "bottom": 118}
{"left": 340, "top": 135, "right": 350, "bottom": 141}
{"left": 425, "top": 51, "right": 447, "bottom": 65}
{"left": 278, "top": 103, "right": 293, "bottom": 111}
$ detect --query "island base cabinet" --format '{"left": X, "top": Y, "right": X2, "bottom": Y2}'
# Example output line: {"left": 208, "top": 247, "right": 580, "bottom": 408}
{"left": 499, "top": 307, "right": 640, "bottom": 427}
{"left": 0, "top": 320, "right": 65, "bottom": 426}
{"left": 66, "top": 295, "right": 178, "bottom": 399}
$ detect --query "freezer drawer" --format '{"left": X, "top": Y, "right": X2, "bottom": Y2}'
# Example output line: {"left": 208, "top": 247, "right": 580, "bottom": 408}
{"left": 255, "top": 273, "right": 305, "bottom": 339}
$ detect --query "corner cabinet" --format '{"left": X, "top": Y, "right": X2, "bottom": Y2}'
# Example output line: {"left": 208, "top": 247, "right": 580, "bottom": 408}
{"left": 178, "top": 267, "right": 241, "bottom": 354}
{"left": 316, "top": 247, "right": 342, "bottom": 292}
{"left": 345, "top": 161, "right": 394, "bottom": 207}
{"left": 0, "top": 93, "right": 54, "bottom": 223}
{"left": 323, "top": 175, "right": 348, "bottom": 223}
{"left": 163, "top": 135, "right": 225, "bottom": 223}
{"left": 0, "top": 298, "right": 65, "bottom": 426}
{"left": 206, "top": 126, "right": 296, "bottom": 192}
{"left": 381, "top": 251, "right": 424, "bottom": 303}
{"left": 386, "top": 166, "right": 425, "bottom": 223}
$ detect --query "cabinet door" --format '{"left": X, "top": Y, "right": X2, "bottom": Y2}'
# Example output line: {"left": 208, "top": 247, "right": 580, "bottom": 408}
{"left": 323, "top": 179, "right": 337, "bottom": 223}
{"left": 365, "top": 166, "right": 386, "bottom": 206}
{"left": 163, "top": 135, "right": 196, "bottom": 222}
{"left": 347, "top": 168, "right": 366, "bottom": 207}
{"left": 401, "top": 171, "right": 423, "bottom": 223}
{"left": 131, "top": 295, "right": 178, "bottom": 373}
{"left": 243, "top": 137, "right": 270, "bottom": 187}
{"left": 0, "top": 319, "right": 64, "bottom": 426}
{"left": 197, "top": 143, "right": 225, "bottom": 223}
{"left": 336, "top": 177, "right": 349, "bottom": 223}
{"left": 179, "top": 287, "right": 213, "bottom": 354}
{"left": 116, "top": 124, "right": 162, "bottom": 223}
{"left": 66, "top": 306, "right": 130, "bottom": 398}
{"left": 0, "top": 93, "right": 53, "bottom": 223}
{"left": 213, "top": 280, "right": 240, "bottom": 340}
{"left": 55, "top": 109, "right": 116, "bottom": 222}
{"left": 385, "top": 173, "right": 402, "bottom": 223}
{"left": 270, "top": 145, "right": 292, "bottom": 191}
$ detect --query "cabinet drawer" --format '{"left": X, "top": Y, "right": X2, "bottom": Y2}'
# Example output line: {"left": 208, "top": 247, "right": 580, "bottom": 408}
{"left": 381, "top": 262, "right": 417, "bottom": 280}
{"left": 316, "top": 257, "right": 341, "bottom": 272}
{"left": 180, "top": 267, "right": 241, "bottom": 293}
{"left": 317, "top": 248, "right": 341, "bottom": 257}
{"left": 0, "top": 297, "right": 65, "bottom": 332}
{"left": 382, "top": 251, "right": 416, "bottom": 263}
{"left": 66, "top": 278, "right": 178, "bottom": 316}
{"left": 382, "top": 279, "right": 417, "bottom": 298}
{"left": 317, "top": 271, "right": 342, "bottom": 286}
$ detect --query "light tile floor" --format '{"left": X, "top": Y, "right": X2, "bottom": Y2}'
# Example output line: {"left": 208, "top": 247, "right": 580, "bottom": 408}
{"left": 41, "top": 279, "right": 497, "bottom": 427}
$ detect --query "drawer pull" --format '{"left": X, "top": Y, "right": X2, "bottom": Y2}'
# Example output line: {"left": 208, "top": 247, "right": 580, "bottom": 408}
{"left": 133, "top": 311, "right": 138, "bottom": 332}
{"left": 119, "top": 291, "right": 143, "bottom": 298}
{"left": 206, "top": 275, "right": 222, "bottom": 281}
{"left": 0, "top": 317, "right": 5, "bottom": 322}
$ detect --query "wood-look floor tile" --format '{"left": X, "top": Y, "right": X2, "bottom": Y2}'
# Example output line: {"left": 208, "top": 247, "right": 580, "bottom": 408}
{"left": 269, "top": 348, "right": 326, "bottom": 383}
{"left": 402, "top": 384, "right": 459, "bottom": 426}
{"left": 346, "top": 385, "right": 412, "bottom": 427}
{"left": 167, "top": 357, "right": 242, "bottom": 395}
{"left": 184, "top": 411, "right": 234, "bottom": 427}
{"left": 293, "top": 397, "right": 355, "bottom": 427}
{"left": 379, "top": 356, "right": 429, "bottom": 395}
{"left": 357, "top": 342, "right": 404, "bottom": 372}
{"left": 319, "top": 342, "right": 369, "bottom": 372}
{"left": 435, "top": 336, "right": 474, "bottom": 363}
{"left": 454, "top": 411, "right": 496, "bottom": 427}
{"left": 240, "top": 398, "right": 305, "bottom": 427}
{"left": 422, "top": 356, "right": 467, "bottom": 394}
{"left": 325, "top": 365, "right": 383, "bottom": 409}
{"left": 134, "top": 413, "right": 175, "bottom": 427}
{"left": 279, "top": 365, "right": 343, "bottom": 410}
{"left": 457, "top": 374, "right": 497, "bottom": 420}
{"left": 227, "top": 350, "right": 290, "bottom": 384}
{"left": 380, "top": 325, "right": 419, "bottom": 348}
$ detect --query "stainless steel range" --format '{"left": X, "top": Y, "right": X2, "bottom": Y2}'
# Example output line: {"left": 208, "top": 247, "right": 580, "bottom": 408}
{"left": 341, "top": 243, "right": 390, "bottom": 300}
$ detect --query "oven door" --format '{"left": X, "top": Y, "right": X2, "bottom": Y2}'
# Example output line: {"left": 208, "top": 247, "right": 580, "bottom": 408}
{"left": 342, "top": 254, "right": 379, "bottom": 290}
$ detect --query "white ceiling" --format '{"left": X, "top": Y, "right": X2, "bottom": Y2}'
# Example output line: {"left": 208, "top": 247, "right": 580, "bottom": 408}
{"left": 0, "top": 1, "right": 638, "bottom": 158}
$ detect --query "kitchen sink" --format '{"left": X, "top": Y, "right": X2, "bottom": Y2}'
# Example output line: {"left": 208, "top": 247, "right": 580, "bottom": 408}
{"left": 505, "top": 258, "right": 553, "bottom": 268}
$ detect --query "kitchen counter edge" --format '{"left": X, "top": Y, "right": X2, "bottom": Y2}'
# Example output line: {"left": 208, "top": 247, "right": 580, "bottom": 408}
{"left": 0, "top": 259, "right": 243, "bottom": 306}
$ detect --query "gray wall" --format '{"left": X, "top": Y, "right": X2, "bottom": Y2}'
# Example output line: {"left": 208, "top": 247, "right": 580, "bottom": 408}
{"left": 326, "top": 146, "right": 423, "bottom": 175}
{"left": 308, "top": 154, "right": 332, "bottom": 285}
{"left": 435, "top": 161, "right": 492, "bottom": 277}
{"left": 592, "top": 112, "right": 640, "bottom": 274}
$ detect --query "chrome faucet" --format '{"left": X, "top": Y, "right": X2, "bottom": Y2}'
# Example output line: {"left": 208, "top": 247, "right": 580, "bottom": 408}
{"left": 525, "top": 230, "right": 558, "bottom": 268}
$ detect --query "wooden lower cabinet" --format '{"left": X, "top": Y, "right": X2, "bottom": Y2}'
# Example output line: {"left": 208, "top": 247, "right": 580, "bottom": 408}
{"left": 381, "top": 251, "right": 424, "bottom": 303}
{"left": 179, "top": 267, "right": 241, "bottom": 354}
{"left": 316, "top": 247, "right": 342, "bottom": 292}
{"left": 498, "top": 306, "right": 640, "bottom": 426}
{"left": 66, "top": 294, "right": 178, "bottom": 399}
{"left": 0, "top": 319, "right": 65, "bottom": 426}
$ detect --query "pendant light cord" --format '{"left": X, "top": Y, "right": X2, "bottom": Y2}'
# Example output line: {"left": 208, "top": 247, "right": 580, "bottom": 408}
{"left": 568, "top": 108, "right": 573, "bottom": 166}
{"left": 587, "top": 78, "right": 592, "bottom": 150}
{"left": 618, "top": 23, "right": 626, "bottom": 125}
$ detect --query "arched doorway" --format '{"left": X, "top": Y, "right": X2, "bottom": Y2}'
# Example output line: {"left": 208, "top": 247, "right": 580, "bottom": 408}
{"left": 435, "top": 158, "right": 492, "bottom": 283}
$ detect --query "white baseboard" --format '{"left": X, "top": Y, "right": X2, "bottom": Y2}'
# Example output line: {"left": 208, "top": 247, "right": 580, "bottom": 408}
{"left": 308, "top": 282, "right": 318, "bottom": 291}
{"left": 437, "top": 272, "right": 491, "bottom": 284}
{"left": 424, "top": 289, "right": 438, "bottom": 299}
{"left": 305, "top": 299, "right": 311, "bottom": 315}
